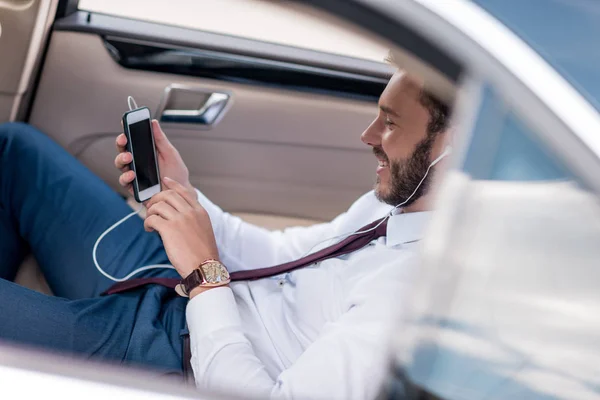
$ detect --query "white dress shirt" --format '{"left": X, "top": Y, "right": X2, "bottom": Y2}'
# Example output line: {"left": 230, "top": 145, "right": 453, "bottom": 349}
{"left": 188, "top": 189, "right": 430, "bottom": 399}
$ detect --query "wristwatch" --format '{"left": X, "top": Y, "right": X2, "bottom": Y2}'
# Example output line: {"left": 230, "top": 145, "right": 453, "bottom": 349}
{"left": 175, "top": 259, "right": 231, "bottom": 298}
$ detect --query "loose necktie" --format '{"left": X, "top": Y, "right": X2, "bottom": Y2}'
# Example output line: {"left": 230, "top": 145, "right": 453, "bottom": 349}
{"left": 103, "top": 216, "right": 388, "bottom": 295}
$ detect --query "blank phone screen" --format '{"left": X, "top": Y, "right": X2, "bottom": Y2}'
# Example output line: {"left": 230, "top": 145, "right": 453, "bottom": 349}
{"left": 129, "top": 119, "right": 159, "bottom": 191}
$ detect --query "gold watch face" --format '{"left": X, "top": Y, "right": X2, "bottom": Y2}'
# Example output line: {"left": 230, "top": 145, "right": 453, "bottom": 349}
{"left": 201, "top": 261, "right": 230, "bottom": 284}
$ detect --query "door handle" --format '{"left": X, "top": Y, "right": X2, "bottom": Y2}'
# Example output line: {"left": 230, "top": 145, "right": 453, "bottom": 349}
{"left": 161, "top": 92, "right": 230, "bottom": 125}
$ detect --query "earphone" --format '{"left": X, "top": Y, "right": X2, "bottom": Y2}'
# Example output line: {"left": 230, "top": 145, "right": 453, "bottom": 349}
{"left": 300, "top": 145, "right": 453, "bottom": 256}
{"left": 431, "top": 145, "right": 453, "bottom": 167}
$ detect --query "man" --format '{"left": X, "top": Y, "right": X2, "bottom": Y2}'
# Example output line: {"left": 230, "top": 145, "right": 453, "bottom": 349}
{"left": 0, "top": 69, "right": 450, "bottom": 399}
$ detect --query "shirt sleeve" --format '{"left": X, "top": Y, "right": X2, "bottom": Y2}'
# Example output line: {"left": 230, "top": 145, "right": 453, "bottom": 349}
{"left": 186, "top": 255, "right": 416, "bottom": 399}
{"left": 194, "top": 188, "right": 347, "bottom": 272}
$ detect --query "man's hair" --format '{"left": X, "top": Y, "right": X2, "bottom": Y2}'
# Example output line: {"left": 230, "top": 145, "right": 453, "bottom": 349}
{"left": 385, "top": 51, "right": 451, "bottom": 135}
{"left": 420, "top": 92, "right": 450, "bottom": 135}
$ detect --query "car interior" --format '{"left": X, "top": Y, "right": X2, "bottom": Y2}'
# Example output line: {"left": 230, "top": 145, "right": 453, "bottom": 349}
{"left": 6, "top": 1, "right": 600, "bottom": 399}
{"left": 0, "top": 0, "right": 463, "bottom": 397}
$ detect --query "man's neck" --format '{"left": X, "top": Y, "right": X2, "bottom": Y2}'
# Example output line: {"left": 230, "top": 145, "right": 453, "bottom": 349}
{"left": 401, "top": 193, "right": 434, "bottom": 213}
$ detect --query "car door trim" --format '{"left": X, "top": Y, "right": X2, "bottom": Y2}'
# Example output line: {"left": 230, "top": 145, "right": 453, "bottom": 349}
{"left": 102, "top": 36, "right": 388, "bottom": 102}
{"left": 54, "top": 11, "right": 393, "bottom": 79}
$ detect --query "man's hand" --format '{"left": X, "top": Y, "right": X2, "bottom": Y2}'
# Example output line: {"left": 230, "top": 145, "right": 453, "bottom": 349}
{"left": 115, "top": 120, "right": 195, "bottom": 199}
{"left": 144, "top": 177, "right": 220, "bottom": 279}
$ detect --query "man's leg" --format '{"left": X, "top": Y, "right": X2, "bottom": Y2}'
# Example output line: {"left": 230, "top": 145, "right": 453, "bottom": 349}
{"left": 0, "top": 122, "right": 179, "bottom": 299}
{"left": 0, "top": 123, "right": 186, "bottom": 373}
{"left": 0, "top": 278, "right": 185, "bottom": 375}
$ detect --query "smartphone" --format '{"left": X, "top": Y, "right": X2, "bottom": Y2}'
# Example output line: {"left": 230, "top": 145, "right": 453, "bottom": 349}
{"left": 122, "top": 107, "right": 161, "bottom": 202}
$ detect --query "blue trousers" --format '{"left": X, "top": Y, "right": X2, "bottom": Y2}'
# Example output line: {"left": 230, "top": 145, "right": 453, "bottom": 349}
{"left": 0, "top": 122, "right": 187, "bottom": 376}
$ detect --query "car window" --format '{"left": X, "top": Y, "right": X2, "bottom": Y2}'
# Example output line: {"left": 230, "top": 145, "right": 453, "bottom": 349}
{"left": 471, "top": 0, "right": 600, "bottom": 112}
{"left": 77, "top": 0, "right": 389, "bottom": 62}
{"left": 489, "top": 113, "right": 572, "bottom": 181}
{"left": 398, "top": 85, "right": 600, "bottom": 400}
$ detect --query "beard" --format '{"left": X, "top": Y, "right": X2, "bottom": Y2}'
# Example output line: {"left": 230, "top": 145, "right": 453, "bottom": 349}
{"left": 374, "top": 133, "right": 436, "bottom": 207}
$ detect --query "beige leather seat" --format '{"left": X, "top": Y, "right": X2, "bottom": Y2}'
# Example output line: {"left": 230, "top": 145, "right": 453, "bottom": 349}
{"left": 15, "top": 255, "right": 53, "bottom": 295}
{"left": 14, "top": 207, "right": 319, "bottom": 296}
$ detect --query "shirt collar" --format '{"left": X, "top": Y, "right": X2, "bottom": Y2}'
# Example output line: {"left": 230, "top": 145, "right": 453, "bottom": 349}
{"left": 385, "top": 210, "right": 432, "bottom": 247}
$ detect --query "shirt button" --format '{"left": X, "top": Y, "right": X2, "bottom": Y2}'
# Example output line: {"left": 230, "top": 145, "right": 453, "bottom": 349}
{"left": 278, "top": 279, "right": 285, "bottom": 288}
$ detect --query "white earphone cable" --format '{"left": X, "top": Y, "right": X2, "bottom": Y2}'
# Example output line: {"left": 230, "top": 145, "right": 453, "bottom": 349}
{"left": 92, "top": 204, "right": 175, "bottom": 282}
{"left": 127, "top": 96, "right": 138, "bottom": 111}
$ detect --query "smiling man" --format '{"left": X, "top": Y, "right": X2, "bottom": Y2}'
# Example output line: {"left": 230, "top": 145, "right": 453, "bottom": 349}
{"left": 0, "top": 66, "right": 451, "bottom": 399}
{"left": 366, "top": 71, "right": 450, "bottom": 209}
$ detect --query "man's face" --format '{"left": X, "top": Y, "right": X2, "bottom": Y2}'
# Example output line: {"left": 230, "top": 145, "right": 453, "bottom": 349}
{"left": 361, "top": 72, "right": 443, "bottom": 206}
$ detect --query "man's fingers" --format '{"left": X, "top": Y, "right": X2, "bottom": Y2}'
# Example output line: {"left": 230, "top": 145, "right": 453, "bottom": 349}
{"left": 152, "top": 120, "right": 170, "bottom": 148}
{"left": 115, "top": 134, "right": 131, "bottom": 191}
{"left": 119, "top": 170, "right": 135, "bottom": 187}
{"left": 147, "top": 201, "right": 178, "bottom": 220}
{"left": 162, "top": 177, "right": 197, "bottom": 207}
{"left": 116, "top": 133, "right": 128, "bottom": 152}
{"left": 146, "top": 189, "right": 189, "bottom": 212}
{"left": 144, "top": 214, "right": 165, "bottom": 233}
{"left": 114, "top": 152, "right": 133, "bottom": 170}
